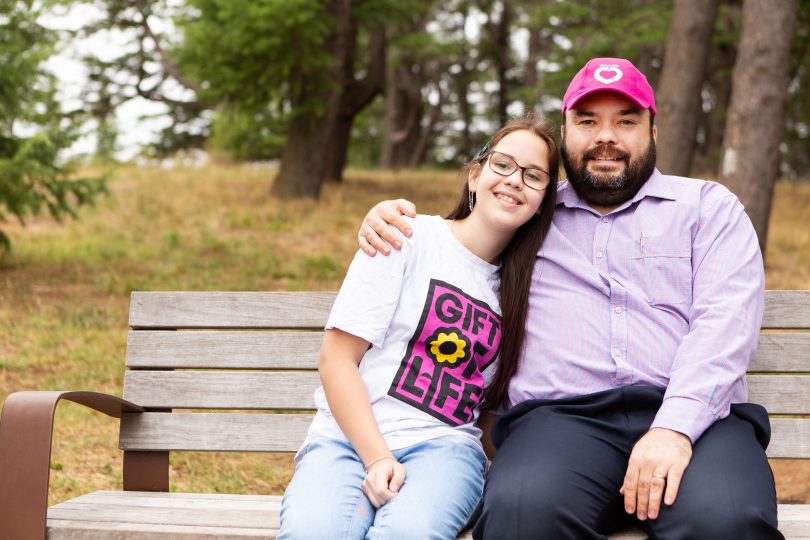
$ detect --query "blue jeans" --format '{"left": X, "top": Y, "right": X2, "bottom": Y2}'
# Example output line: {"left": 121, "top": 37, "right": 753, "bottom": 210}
{"left": 279, "top": 437, "right": 486, "bottom": 540}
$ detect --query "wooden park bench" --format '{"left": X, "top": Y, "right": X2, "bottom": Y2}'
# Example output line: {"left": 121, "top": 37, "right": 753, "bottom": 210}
{"left": 1, "top": 290, "right": 809, "bottom": 539}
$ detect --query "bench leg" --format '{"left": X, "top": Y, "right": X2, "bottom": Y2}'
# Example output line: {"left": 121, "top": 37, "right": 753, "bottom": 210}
{"left": 124, "top": 451, "right": 169, "bottom": 491}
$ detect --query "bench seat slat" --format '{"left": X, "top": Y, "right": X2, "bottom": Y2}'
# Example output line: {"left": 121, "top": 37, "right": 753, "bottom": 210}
{"left": 45, "top": 492, "right": 810, "bottom": 539}
{"left": 48, "top": 506, "right": 277, "bottom": 529}
{"left": 123, "top": 372, "right": 319, "bottom": 410}
{"left": 119, "top": 413, "right": 313, "bottom": 452}
{"left": 129, "top": 292, "right": 336, "bottom": 329}
{"left": 47, "top": 521, "right": 271, "bottom": 540}
{"left": 126, "top": 331, "right": 323, "bottom": 370}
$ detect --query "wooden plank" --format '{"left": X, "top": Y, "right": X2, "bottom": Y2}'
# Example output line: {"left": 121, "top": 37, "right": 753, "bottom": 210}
{"left": 48, "top": 501, "right": 278, "bottom": 529}
{"left": 748, "top": 376, "right": 810, "bottom": 414}
{"left": 123, "top": 372, "right": 319, "bottom": 410}
{"left": 119, "top": 413, "right": 313, "bottom": 452}
{"left": 122, "top": 372, "right": 810, "bottom": 414}
{"left": 769, "top": 418, "right": 810, "bottom": 459}
{"left": 126, "top": 330, "right": 808, "bottom": 372}
{"left": 48, "top": 521, "right": 275, "bottom": 540}
{"left": 751, "top": 333, "right": 810, "bottom": 372}
{"left": 47, "top": 492, "right": 810, "bottom": 539}
{"left": 129, "top": 292, "right": 336, "bottom": 329}
{"left": 125, "top": 331, "right": 322, "bottom": 370}
{"left": 55, "top": 490, "right": 281, "bottom": 508}
{"left": 763, "top": 291, "right": 810, "bottom": 329}
{"left": 118, "top": 413, "right": 810, "bottom": 457}
{"left": 127, "top": 291, "right": 809, "bottom": 329}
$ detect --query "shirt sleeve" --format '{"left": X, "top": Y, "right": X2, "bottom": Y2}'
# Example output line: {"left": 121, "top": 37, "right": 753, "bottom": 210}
{"left": 650, "top": 189, "right": 765, "bottom": 443}
{"left": 326, "top": 224, "right": 410, "bottom": 349}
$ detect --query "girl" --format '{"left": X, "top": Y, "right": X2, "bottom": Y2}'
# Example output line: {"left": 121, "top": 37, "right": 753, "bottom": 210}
{"left": 279, "top": 114, "right": 559, "bottom": 539}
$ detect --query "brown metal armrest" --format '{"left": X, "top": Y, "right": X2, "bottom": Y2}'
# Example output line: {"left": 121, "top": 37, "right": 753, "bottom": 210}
{"left": 0, "top": 391, "right": 143, "bottom": 540}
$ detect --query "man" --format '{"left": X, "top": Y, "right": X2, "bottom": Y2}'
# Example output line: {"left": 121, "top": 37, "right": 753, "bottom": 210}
{"left": 357, "top": 58, "right": 781, "bottom": 539}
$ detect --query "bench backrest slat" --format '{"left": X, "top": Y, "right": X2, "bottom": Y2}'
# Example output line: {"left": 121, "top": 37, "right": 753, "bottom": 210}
{"left": 121, "top": 371, "right": 808, "bottom": 415}
{"left": 117, "top": 412, "right": 810, "bottom": 457}
{"left": 762, "top": 291, "right": 810, "bottom": 329}
{"left": 123, "top": 330, "right": 809, "bottom": 372}
{"left": 751, "top": 333, "right": 810, "bottom": 372}
{"left": 769, "top": 419, "right": 810, "bottom": 458}
{"left": 123, "top": 372, "right": 319, "bottom": 409}
{"left": 120, "top": 291, "right": 810, "bottom": 459}
{"left": 120, "top": 413, "right": 312, "bottom": 452}
{"left": 129, "top": 292, "right": 336, "bottom": 329}
{"left": 125, "top": 331, "right": 323, "bottom": 370}
{"left": 129, "top": 291, "right": 810, "bottom": 330}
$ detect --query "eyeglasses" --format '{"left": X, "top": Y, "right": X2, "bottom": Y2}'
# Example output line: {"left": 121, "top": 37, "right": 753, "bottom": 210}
{"left": 483, "top": 151, "right": 551, "bottom": 191}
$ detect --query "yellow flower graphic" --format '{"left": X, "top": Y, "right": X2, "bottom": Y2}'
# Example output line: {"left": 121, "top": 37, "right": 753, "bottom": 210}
{"left": 429, "top": 331, "right": 468, "bottom": 364}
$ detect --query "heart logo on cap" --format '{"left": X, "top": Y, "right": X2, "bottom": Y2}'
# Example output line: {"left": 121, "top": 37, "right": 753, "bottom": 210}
{"left": 594, "top": 66, "right": 623, "bottom": 84}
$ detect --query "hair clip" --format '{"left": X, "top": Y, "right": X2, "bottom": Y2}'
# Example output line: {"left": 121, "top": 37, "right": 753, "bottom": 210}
{"left": 475, "top": 139, "right": 491, "bottom": 159}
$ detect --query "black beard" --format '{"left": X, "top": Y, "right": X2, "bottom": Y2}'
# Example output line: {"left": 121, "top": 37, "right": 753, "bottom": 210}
{"left": 561, "top": 137, "right": 657, "bottom": 207}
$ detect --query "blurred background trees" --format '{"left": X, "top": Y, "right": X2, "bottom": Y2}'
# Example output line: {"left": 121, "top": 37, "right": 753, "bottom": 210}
{"left": 0, "top": 0, "right": 105, "bottom": 248}
{"left": 3, "top": 0, "right": 810, "bottom": 247}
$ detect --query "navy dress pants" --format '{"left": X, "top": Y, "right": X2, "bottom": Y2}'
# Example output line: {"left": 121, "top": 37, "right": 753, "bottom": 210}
{"left": 472, "top": 386, "right": 781, "bottom": 540}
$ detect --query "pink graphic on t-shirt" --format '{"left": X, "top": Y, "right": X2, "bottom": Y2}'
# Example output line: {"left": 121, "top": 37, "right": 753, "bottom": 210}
{"left": 388, "top": 279, "right": 501, "bottom": 425}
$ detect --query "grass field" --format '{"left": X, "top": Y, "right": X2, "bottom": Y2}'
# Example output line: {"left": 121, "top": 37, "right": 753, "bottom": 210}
{"left": 1, "top": 164, "right": 809, "bottom": 505}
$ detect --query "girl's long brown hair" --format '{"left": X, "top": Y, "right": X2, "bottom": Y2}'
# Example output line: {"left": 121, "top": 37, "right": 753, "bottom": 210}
{"left": 446, "top": 113, "right": 559, "bottom": 411}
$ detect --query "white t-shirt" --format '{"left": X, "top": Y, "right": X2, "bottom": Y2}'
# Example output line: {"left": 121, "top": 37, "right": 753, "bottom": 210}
{"left": 302, "top": 214, "right": 503, "bottom": 453}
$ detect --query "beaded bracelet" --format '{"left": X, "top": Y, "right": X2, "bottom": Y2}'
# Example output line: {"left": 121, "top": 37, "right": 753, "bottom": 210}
{"left": 363, "top": 456, "right": 396, "bottom": 473}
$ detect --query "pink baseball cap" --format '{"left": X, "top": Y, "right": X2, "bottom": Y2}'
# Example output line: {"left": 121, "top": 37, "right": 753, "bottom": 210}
{"left": 561, "top": 58, "right": 656, "bottom": 116}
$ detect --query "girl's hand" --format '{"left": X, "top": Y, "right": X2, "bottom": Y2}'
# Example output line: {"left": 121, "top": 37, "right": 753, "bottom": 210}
{"left": 362, "top": 457, "right": 406, "bottom": 508}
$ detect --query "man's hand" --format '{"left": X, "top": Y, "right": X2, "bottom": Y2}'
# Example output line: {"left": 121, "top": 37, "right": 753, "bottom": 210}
{"left": 621, "top": 428, "right": 692, "bottom": 521}
{"left": 358, "top": 199, "right": 416, "bottom": 256}
{"left": 362, "top": 458, "right": 406, "bottom": 508}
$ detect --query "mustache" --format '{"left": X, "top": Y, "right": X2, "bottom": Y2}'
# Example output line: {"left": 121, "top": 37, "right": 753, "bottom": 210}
{"left": 583, "top": 146, "right": 628, "bottom": 161}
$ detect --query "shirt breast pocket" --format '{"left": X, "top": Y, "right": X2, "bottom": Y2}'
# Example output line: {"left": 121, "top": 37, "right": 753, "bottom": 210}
{"left": 631, "top": 235, "right": 692, "bottom": 306}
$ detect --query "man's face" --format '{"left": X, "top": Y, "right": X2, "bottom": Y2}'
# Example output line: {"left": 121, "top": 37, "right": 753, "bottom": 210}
{"left": 561, "top": 92, "right": 657, "bottom": 208}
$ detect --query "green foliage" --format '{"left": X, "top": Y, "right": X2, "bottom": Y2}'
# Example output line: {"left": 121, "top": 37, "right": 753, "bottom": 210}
{"left": 0, "top": 0, "right": 106, "bottom": 248}
{"left": 177, "top": 0, "right": 334, "bottom": 114}
{"left": 530, "top": 0, "right": 671, "bottom": 114}
{"left": 210, "top": 106, "right": 286, "bottom": 162}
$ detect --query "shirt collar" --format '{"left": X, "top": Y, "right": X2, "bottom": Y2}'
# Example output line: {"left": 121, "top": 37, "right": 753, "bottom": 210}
{"left": 556, "top": 168, "right": 676, "bottom": 212}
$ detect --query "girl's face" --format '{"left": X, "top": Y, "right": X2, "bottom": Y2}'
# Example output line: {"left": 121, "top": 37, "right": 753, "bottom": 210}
{"left": 468, "top": 130, "right": 549, "bottom": 232}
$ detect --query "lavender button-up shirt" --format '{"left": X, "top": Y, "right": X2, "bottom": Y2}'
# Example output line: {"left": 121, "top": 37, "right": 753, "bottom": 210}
{"left": 511, "top": 168, "right": 765, "bottom": 443}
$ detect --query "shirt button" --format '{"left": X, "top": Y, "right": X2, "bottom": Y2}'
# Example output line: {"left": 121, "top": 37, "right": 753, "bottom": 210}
{"left": 614, "top": 307, "right": 622, "bottom": 314}
{"left": 596, "top": 251, "right": 603, "bottom": 259}
{"left": 614, "top": 349, "right": 622, "bottom": 357}
{"left": 602, "top": 217, "right": 609, "bottom": 223}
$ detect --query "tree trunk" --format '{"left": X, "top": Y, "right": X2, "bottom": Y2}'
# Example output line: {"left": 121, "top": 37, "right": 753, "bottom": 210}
{"left": 409, "top": 92, "right": 443, "bottom": 167}
{"left": 488, "top": 1, "right": 513, "bottom": 126}
{"left": 457, "top": 50, "right": 473, "bottom": 160}
{"left": 655, "top": 0, "right": 720, "bottom": 176}
{"left": 522, "top": 27, "right": 541, "bottom": 115}
{"left": 380, "top": 64, "right": 424, "bottom": 169}
{"left": 718, "top": 0, "right": 797, "bottom": 255}
{"left": 692, "top": 15, "right": 738, "bottom": 177}
{"left": 272, "top": 3, "right": 385, "bottom": 197}
{"left": 273, "top": 115, "right": 331, "bottom": 198}
{"left": 324, "top": 114, "right": 354, "bottom": 181}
